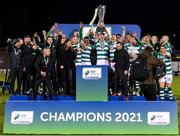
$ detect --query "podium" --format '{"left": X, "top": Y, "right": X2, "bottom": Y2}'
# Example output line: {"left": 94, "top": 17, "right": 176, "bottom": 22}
{"left": 3, "top": 65, "right": 179, "bottom": 135}
{"left": 76, "top": 65, "right": 108, "bottom": 101}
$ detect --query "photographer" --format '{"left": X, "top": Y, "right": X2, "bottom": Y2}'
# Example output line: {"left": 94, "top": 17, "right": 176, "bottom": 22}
{"left": 140, "top": 46, "right": 165, "bottom": 101}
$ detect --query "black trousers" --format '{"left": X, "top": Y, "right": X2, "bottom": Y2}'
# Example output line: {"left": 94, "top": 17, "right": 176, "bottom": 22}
{"left": 108, "top": 67, "right": 114, "bottom": 91}
{"left": 140, "top": 84, "right": 157, "bottom": 101}
{"left": 57, "top": 67, "right": 64, "bottom": 88}
{"left": 114, "top": 70, "right": 128, "bottom": 96}
{"left": 57, "top": 67, "right": 67, "bottom": 94}
{"left": 65, "top": 69, "right": 74, "bottom": 95}
{"left": 22, "top": 71, "right": 26, "bottom": 93}
{"left": 51, "top": 66, "right": 57, "bottom": 93}
{"left": 10, "top": 68, "right": 23, "bottom": 94}
{"left": 72, "top": 67, "right": 76, "bottom": 93}
{"left": 33, "top": 76, "right": 53, "bottom": 100}
{"left": 24, "top": 67, "right": 33, "bottom": 92}
{"left": 155, "top": 78, "right": 160, "bottom": 95}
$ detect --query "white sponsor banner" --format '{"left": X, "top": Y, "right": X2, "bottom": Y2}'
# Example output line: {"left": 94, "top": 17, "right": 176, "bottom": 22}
{"left": 82, "top": 67, "right": 102, "bottom": 80}
{"left": 11, "top": 111, "right": 34, "bottom": 125}
{"left": 147, "top": 112, "right": 170, "bottom": 126}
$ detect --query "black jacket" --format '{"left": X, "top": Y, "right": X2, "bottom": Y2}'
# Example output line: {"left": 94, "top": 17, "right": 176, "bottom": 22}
{"left": 64, "top": 48, "right": 76, "bottom": 69}
{"left": 35, "top": 35, "right": 62, "bottom": 63}
{"left": 9, "top": 45, "right": 23, "bottom": 69}
{"left": 56, "top": 43, "right": 66, "bottom": 66}
{"left": 114, "top": 49, "right": 130, "bottom": 71}
{"left": 46, "top": 43, "right": 56, "bottom": 63}
{"left": 21, "top": 44, "right": 36, "bottom": 68}
{"left": 34, "top": 55, "right": 53, "bottom": 79}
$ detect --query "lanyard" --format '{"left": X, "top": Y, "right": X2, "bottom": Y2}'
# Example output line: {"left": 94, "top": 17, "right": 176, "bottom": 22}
{"left": 47, "top": 44, "right": 52, "bottom": 49}
{"left": 27, "top": 44, "right": 31, "bottom": 48}
{"left": 14, "top": 48, "right": 21, "bottom": 56}
{"left": 44, "top": 57, "right": 48, "bottom": 68}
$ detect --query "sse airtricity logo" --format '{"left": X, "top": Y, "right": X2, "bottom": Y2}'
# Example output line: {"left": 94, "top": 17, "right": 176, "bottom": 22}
{"left": 85, "top": 70, "right": 90, "bottom": 76}
{"left": 150, "top": 114, "right": 156, "bottom": 121}
{"left": 11, "top": 111, "right": 34, "bottom": 125}
{"left": 147, "top": 112, "right": 170, "bottom": 126}
{"left": 13, "top": 113, "right": 20, "bottom": 120}
{"left": 82, "top": 68, "right": 102, "bottom": 80}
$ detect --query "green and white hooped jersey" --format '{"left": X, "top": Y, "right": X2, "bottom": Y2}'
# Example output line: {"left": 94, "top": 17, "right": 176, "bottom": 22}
{"left": 157, "top": 53, "right": 172, "bottom": 75}
{"left": 96, "top": 41, "right": 109, "bottom": 60}
{"left": 109, "top": 41, "right": 116, "bottom": 61}
{"left": 164, "top": 43, "right": 172, "bottom": 54}
{"left": 81, "top": 46, "right": 92, "bottom": 63}
{"left": 73, "top": 43, "right": 82, "bottom": 64}
{"left": 124, "top": 42, "right": 131, "bottom": 51}
{"left": 72, "top": 43, "right": 79, "bottom": 49}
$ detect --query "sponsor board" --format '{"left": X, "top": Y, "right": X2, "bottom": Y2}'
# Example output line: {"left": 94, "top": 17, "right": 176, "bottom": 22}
{"left": 147, "top": 112, "right": 170, "bottom": 126}
{"left": 3, "top": 101, "right": 178, "bottom": 134}
{"left": 82, "top": 67, "right": 102, "bottom": 80}
{"left": 11, "top": 111, "right": 34, "bottom": 125}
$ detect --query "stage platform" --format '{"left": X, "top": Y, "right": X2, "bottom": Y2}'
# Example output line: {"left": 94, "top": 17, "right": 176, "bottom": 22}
{"left": 3, "top": 63, "right": 178, "bottom": 135}
{"left": 3, "top": 95, "right": 178, "bottom": 135}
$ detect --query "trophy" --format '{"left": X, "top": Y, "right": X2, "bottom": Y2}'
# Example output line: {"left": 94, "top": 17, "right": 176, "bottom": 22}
{"left": 97, "top": 5, "right": 106, "bottom": 22}
{"left": 89, "top": 5, "right": 106, "bottom": 27}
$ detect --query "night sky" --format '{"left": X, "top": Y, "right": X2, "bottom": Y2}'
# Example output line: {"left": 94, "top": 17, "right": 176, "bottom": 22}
{"left": 0, "top": 0, "right": 179, "bottom": 49}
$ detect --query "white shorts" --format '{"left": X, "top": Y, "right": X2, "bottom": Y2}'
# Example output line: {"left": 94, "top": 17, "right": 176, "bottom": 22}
{"left": 75, "top": 63, "right": 82, "bottom": 66}
{"left": 97, "top": 60, "right": 109, "bottom": 66}
{"left": 159, "top": 75, "right": 173, "bottom": 84}
{"left": 81, "top": 62, "right": 91, "bottom": 65}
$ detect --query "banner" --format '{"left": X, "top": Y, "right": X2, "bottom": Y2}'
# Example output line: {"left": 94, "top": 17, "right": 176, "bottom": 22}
{"left": 57, "top": 24, "right": 141, "bottom": 38}
{"left": 3, "top": 101, "right": 178, "bottom": 134}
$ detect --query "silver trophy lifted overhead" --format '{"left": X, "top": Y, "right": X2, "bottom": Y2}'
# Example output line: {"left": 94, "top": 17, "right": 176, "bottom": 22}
{"left": 97, "top": 5, "right": 106, "bottom": 21}
{"left": 89, "top": 5, "right": 106, "bottom": 27}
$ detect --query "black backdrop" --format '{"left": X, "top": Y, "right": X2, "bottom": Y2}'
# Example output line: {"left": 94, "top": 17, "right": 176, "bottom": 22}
{"left": 0, "top": 0, "right": 179, "bottom": 49}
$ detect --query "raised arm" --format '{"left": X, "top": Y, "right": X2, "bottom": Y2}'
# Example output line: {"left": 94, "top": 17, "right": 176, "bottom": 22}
{"left": 33, "top": 32, "right": 44, "bottom": 48}
{"left": 120, "top": 26, "right": 126, "bottom": 42}
{"left": 42, "top": 30, "right": 47, "bottom": 42}
{"left": 79, "top": 22, "right": 83, "bottom": 42}
{"left": 132, "top": 32, "right": 142, "bottom": 46}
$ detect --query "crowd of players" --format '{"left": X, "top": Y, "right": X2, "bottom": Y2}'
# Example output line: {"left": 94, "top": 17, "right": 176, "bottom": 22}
{"left": 7, "top": 21, "right": 174, "bottom": 101}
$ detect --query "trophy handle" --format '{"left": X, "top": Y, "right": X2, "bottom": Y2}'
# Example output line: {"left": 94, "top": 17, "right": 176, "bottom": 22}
{"left": 89, "top": 8, "right": 98, "bottom": 27}
{"left": 122, "top": 26, "right": 126, "bottom": 37}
